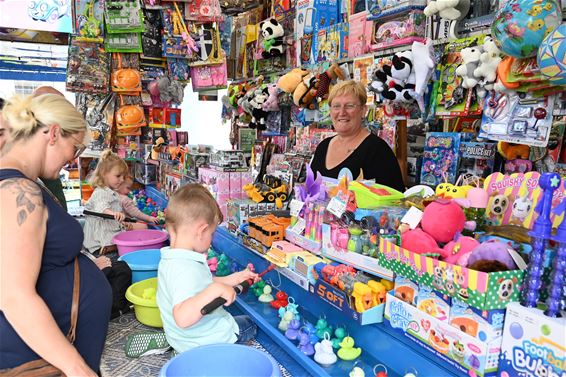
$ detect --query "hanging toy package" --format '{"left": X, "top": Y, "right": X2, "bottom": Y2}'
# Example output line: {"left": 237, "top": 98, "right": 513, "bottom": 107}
{"left": 74, "top": 0, "right": 105, "bottom": 43}
{"left": 104, "top": 0, "right": 145, "bottom": 34}
{"left": 66, "top": 37, "right": 110, "bottom": 94}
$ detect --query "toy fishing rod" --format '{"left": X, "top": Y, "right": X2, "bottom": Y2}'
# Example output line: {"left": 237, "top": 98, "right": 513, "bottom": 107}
{"left": 83, "top": 209, "right": 164, "bottom": 226}
{"left": 201, "top": 264, "right": 275, "bottom": 315}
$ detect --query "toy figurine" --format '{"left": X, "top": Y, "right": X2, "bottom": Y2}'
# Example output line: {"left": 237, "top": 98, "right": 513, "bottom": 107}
{"left": 349, "top": 366, "right": 365, "bottom": 377}
{"left": 302, "top": 321, "right": 320, "bottom": 345}
{"left": 278, "top": 310, "right": 294, "bottom": 332}
{"left": 215, "top": 254, "right": 231, "bottom": 276}
{"left": 298, "top": 331, "right": 315, "bottom": 356}
{"left": 314, "top": 333, "right": 337, "bottom": 366}
{"left": 347, "top": 224, "right": 364, "bottom": 253}
{"left": 315, "top": 318, "right": 333, "bottom": 340}
{"left": 284, "top": 319, "right": 301, "bottom": 341}
{"left": 278, "top": 297, "right": 300, "bottom": 321}
{"left": 252, "top": 280, "right": 266, "bottom": 297}
{"left": 270, "top": 290, "right": 289, "bottom": 309}
{"left": 258, "top": 285, "right": 274, "bottom": 303}
{"left": 337, "top": 336, "right": 362, "bottom": 361}
{"left": 331, "top": 327, "right": 346, "bottom": 349}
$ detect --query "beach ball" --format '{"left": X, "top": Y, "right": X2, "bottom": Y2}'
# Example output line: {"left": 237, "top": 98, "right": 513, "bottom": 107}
{"left": 537, "top": 24, "right": 566, "bottom": 85}
{"left": 492, "top": 0, "right": 561, "bottom": 58}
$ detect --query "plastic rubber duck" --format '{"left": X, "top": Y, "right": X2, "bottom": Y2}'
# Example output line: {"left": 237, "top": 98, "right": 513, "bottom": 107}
{"left": 338, "top": 336, "right": 362, "bottom": 361}
{"left": 252, "top": 280, "right": 266, "bottom": 297}
{"left": 331, "top": 327, "right": 346, "bottom": 349}
{"left": 258, "top": 285, "right": 274, "bottom": 303}
{"left": 278, "top": 310, "right": 294, "bottom": 332}
{"left": 315, "top": 318, "right": 333, "bottom": 340}
{"left": 303, "top": 321, "right": 320, "bottom": 344}
{"left": 314, "top": 334, "right": 337, "bottom": 366}
{"left": 349, "top": 366, "right": 365, "bottom": 377}
{"left": 284, "top": 319, "right": 301, "bottom": 341}
{"left": 270, "top": 290, "right": 289, "bottom": 309}
{"left": 278, "top": 298, "right": 300, "bottom": 322}
{"left": 298, "top": 332, "right": 315, "bottom": 356}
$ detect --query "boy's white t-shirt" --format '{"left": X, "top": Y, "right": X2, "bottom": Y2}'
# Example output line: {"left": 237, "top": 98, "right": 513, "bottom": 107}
{"left": 157, "top": 246, "right": 239, "bottom": 353}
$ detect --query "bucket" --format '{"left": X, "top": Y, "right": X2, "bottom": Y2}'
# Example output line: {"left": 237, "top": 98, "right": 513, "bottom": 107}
{"left": 125, "top": 277, "right": 162, "bottom": 328}
{"left": 113, "top": 229, "right": 169, "bottom": 256}
{"left": 159, "top": 344, "right": 281, "bottom": 377}
{"left": 118, "top": 248, "right": 161, "bottom": 283}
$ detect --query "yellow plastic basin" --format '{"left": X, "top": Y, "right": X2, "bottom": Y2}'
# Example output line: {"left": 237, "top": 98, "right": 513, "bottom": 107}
{"left": 125, "top": 277, "right": 163, "bottom": 328}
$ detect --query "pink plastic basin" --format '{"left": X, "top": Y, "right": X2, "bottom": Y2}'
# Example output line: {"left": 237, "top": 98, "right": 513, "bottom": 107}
{"left": 112, "top": 229, "right": 169, "bottom": 256}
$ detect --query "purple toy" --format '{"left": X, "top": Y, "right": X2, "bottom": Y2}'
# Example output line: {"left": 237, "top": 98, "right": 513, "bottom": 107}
{"left": 547, "top": 196, "right": 566, "bottom": 317}
{"left": 285, "top": 320, "right": 301, "bottom": 341}
{"left": 298, "top": 332, "right": 315, "bottom": 356}
{"left": 465, "top": 240, "right": 518, "bottom": 272}
{"left": 522, "top": 173, "right": 561, "bottom": 308}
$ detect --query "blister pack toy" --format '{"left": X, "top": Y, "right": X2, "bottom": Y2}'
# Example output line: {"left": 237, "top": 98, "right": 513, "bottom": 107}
{"left": 184, "top": 0, "right": 223, "bottom": 22}
{"left": 111, "top": 53, "right": 142, "bottom": 94}
{"left": 479, "top": 92, "right": 555, "bottom": 148}
{"left": 190, "top": 61, "right": 228, "bottom": 91}
{"left": 457, "top": 141, "right": 497, "bottom": 179}
{"left": 142, "top": 9, "right": 163, "bottom": 58}
{"left": 66, "top": 38, "right": 110, "bottom": 94}
{"left": 420, "top": 132, "right": 462, "bottom": 186}
{"left": 105, "top": 32, "right": 143, "bottom": 53}
{"left": 370, "top": 10, "right": 426, "bottom": 51}
{"left": 76, "top": 93, "right": 116, "bottom": 151}
{"left": 74, "top": 0, "right": 104, "bottom": 43}
{"left": 104, "top": 0, "right": 144, "bottom": 34}
{"left": 167, "top": 59, "right": 190, "bottom": 82}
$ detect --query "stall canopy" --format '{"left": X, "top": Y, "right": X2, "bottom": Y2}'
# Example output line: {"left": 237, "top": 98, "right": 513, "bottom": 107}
{"left": 0, "top": 41, "right": 67, "bottom": 81}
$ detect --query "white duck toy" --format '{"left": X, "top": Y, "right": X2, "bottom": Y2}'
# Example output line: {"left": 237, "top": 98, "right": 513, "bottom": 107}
{"left": 314, "top": 334, "right": 337, "bottom": 366}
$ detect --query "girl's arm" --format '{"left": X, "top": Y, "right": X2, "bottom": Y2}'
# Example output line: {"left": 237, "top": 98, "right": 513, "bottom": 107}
{"left": 88, "top": 188, "right": 124, "bottom": 221}
{"left": 0, "top": 179, "right": 96, "bottom": 376}
{"left": 173, "top": 282, "right": 236, "bottom": 328}
{"left": 119, "top": 195, "right": 156, "bottom": 222}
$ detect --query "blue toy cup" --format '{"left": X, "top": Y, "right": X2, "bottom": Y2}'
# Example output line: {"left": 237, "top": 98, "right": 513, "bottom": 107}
{"left": 118, "top": 248, "right": 161, "bottom": 283}
{"left": 159, "top": 344, "right": 281, "bottom": 377}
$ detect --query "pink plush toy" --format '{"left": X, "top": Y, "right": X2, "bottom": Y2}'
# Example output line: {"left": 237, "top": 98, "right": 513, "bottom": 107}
{"left": 401, "top": 228, "right": 444, "bottom": 257}
{"left": 460, "top": 240, "right": 518, "bottom": 272}
{"left": 421, "top": 199, "right": 466, "bottom": 244}
{"left": 440, "top": 234, "right": 480, "bottom": 265}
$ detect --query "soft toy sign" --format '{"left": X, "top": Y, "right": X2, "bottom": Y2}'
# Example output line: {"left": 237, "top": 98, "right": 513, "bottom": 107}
{"left": 483, "top": 172, "right": 566, "bottom": 229}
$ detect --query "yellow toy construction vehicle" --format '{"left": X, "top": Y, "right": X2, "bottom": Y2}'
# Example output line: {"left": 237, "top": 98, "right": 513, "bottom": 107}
{"left": 243, "top": 175, "right": 288, "bottom": 208}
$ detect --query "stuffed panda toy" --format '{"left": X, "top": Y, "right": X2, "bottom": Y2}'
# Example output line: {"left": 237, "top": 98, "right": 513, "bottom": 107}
{"left": 249, "top": 86, "right": 270, "bottom": 130}
{"left": 260, "top": 18, "right": 284, "bottom": 59}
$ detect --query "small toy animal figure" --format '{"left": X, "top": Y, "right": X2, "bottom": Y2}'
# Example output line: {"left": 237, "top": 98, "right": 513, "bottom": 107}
{"left": 510, "top": 195, "right": 533, "bottom": 225}
{"left": 314, "top": 335, "right": 338, "bottom": 366}
{"left": 278, "top": 310, "right": 294, "bottom": 331}
{"left": 337, "top": 336, "right": 362, "bottom": 361}
{"left": 270, "top": 290, "right": 289, "bottom": 309}
{"left": 315, "top": 318, "right": 333, "bottom": 340}
{"left": 258, "top": 285, "right": 274, "bottom": 303}
{"left": 487, "top": 193, "right": 510, "bottom": 221}
{"left": 260, "top": 18, "right": 284, "bottom": 58}
{"left": 284, "top": 319, "right": 301, "bottom": 341}
{"left": 298, "top": 332, "right": 315, "bottom": 355}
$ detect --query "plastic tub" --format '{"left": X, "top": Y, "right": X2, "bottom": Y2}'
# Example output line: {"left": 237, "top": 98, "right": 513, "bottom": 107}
{"left": 159, "top": 344, "right": 281, "bottom": 377}
{"left": 113, "top": 229, "right": 169, "bottom": 256}
{"left": 118, "top": 249, "right": 161, "bottom": 283}
{"left": 125, "top": 277, "right": 163, "bottom": 328}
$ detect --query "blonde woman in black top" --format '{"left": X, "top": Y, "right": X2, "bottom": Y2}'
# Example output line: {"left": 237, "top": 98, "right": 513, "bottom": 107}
{"left": 310, "top": 80, "right": 405, "bottom": 192}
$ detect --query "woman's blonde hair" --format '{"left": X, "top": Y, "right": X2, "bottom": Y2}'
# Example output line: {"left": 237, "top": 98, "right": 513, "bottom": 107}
{"left": 328, "top": 80, "right": 367, "bottom": 106}
{"left": 166, "top": 184, "right": 223, "bottom": 231}
{"left": 90, "top": 149, "right": 129, "bottom": 188}
{"left": 1, "top": 94, "right": 86, "bottom": 141}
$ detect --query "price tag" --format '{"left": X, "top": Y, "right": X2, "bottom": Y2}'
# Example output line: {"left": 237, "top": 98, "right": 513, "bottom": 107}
{"left": 327, "top": 196, "right": 347, "bottom": 219}
{"left": 289, "top": 199, "right": 305, "bottom": 217}
{"left": 401, "top": 206, "right": 423, "bottom": 230}
{"left": 290, "top": 217, "right": 306, "bottom": 235}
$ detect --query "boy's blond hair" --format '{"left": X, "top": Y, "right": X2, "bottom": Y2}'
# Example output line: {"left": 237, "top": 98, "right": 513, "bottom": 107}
{"left": 89, "top": 149, "right": 129, "bottom": 188}
{"left": 166, "top": 184, "right": 223, "bottom": 230}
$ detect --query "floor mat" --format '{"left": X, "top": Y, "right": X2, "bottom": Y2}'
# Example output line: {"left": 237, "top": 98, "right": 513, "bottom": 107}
{"left": 101, "top": 312, "right": 293, "bottom": 377}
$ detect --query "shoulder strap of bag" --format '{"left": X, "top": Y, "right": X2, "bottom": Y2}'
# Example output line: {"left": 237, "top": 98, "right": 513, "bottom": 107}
{"left": 66, "top": 257, "right": 80, "bottom": 344}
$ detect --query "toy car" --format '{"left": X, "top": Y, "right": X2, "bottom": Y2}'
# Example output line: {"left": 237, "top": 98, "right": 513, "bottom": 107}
{"left": 28, "top": 0, "right": 70, "bottom": 23}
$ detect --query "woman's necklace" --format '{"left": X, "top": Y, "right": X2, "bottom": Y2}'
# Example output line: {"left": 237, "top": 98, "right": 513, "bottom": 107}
{"left": 338, "top": 128, "right": 364, "bottom": 154}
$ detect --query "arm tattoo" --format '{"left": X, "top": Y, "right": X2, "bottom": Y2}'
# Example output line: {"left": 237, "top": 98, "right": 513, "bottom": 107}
{"left": 0, "top": 179, "right": 45, "bottom": 226}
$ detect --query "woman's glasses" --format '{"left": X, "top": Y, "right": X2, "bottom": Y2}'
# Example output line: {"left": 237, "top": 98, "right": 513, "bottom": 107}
{"left": 330, "top": 103, "right": 362, "bottom": 111}
{"left": 68, "top": 134, "right": 86, "bottom": 159}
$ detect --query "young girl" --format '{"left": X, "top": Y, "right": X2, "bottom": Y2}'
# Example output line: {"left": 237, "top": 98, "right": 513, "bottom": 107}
{"left": 83, "top": 149, "right": 129, "bottom": 255}
{"left": 117, "top": 175, "right": 159, "bottom": 229}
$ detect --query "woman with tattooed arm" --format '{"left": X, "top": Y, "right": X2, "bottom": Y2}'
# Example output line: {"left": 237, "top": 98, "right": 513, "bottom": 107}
{"left": 0, "top": 94, "right": 111, "bottom": 375}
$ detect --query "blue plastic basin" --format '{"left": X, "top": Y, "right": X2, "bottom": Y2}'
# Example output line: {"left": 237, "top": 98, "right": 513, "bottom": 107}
{"left": 159, "top": 344, "right": 281, "bottom": 377}
{"left": 118, "top": 248, "right": 161, "bottom": 283}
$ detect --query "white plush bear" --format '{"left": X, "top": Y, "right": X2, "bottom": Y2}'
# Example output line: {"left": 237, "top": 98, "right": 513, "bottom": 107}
{"left": 424, "top": 0, "right": 470, "bottom": 20}
{"left": 455, "top": 46, "right": 482, "bottom": 89}
{"left": 474, "top": 37, "right": 502, "bottom": 97}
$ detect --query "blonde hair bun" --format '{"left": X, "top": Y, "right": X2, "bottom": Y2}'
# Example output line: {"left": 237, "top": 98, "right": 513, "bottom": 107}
{"left": 2, "top": 95, "right": 37, "bottom": 137}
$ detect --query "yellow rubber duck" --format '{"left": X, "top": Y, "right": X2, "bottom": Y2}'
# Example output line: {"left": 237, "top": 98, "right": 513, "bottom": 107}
{"left": 337, "top": 336, "right": 362, "bottom": 361}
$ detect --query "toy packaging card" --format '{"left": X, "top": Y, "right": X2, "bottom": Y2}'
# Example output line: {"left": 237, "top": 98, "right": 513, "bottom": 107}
{"left": 347, "top": 11, "right": 370, "bottom": 58}
{"left": 184, "top": 0, "right": 223, "bottom": 22}
{"left": 457, "top": 142, "right": 497, "bottom": 179}
{"left": 66, "top": 39, "right": 110, "bottom": 94}
{"left": 498, "top": 302, "right": 565, "bottom": 377}
{"left": 479, "top": 93, "right": 556, "bottom": 148}
{"left": 420, "top": 132, "right": 461, "bottom": 187}
{"left": 295, "top": 0, "right": 339, "bottom": 65}
{"left": 366, "top": 0, "right": 427, "bottom": 20}
{"left": 433, "top": 35, "right": 485, "bottom": 117}
{"left": 483, "top": 172, "right": 566, "bottom": 229}
{"left": 417, "top": 285, "right": 451, "bottom": 323}
{"left": 450, "top": 298, "right": 505, "bottom": 342}
{"left": 74, "top": 0, "right": 105, "bottom": 43}
{"left": 370, "top": 10, "right": 426, "bottom": 51}
{"left": 104, "top": 0, "right": 144, "bottom": 33}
